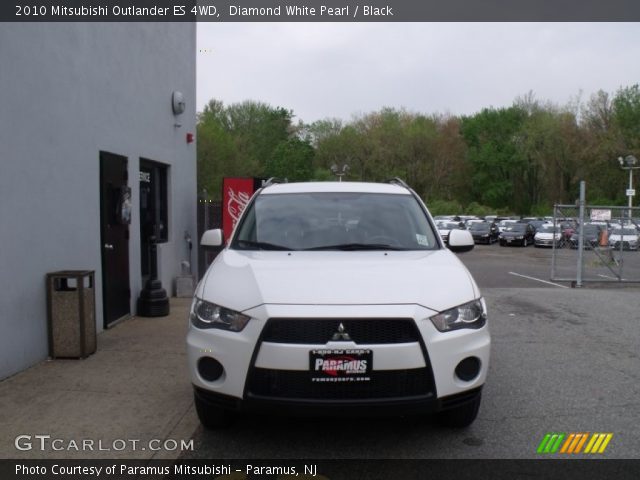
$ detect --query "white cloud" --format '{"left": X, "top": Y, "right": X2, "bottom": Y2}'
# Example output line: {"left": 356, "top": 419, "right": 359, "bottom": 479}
{"left": 197, "top": 22, "right": 640, "bottom": 123}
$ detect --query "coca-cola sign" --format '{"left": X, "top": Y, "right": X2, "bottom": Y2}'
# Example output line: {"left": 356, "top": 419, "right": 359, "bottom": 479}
{"left": 222, "top": 178, "right": 256, "bottom": 241}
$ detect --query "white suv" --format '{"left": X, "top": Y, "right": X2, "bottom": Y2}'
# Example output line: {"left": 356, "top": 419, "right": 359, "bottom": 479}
{"left": 188, "top": 180, "right": 490, "bottom": 428}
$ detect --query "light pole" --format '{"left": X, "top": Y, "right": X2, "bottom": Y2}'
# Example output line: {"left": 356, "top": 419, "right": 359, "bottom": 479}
{"left": 330, "top": 163, "right": 350, "bottom": 182}
{"left": 618, "top": 155, "right": 639, "bottom": 221}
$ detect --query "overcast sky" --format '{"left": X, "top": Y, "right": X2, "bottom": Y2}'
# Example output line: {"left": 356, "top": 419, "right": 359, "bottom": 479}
{"left": 197, "top": 23, "right": 640, "bottom": 124}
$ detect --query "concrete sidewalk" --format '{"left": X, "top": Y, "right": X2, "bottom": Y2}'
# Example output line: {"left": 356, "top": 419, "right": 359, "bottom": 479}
{"left": 0, "top": 298, "right": 200, "bottom": 459}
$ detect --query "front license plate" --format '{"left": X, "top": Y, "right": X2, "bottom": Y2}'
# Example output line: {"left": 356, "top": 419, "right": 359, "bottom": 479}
{"left": 309, "top": 349, "right": 372, "bottom": 382}
{"left": 507, "top": 238, "right": 513, "bottom": 243}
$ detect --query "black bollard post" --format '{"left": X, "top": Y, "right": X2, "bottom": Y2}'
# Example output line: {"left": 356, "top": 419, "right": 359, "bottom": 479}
{"left": 137, "top": 235, "right": 170, "bottom": 317}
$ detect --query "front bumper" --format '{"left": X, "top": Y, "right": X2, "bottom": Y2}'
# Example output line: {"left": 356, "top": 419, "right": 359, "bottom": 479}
{"left": 535, "top": 238, "right": 557, "bottom": 247}
{"left": 472, "top": 235, "right": 491, "bottom": 244}
{"left": 187, "top": 304, "right": 490, "bottom": 412}
{"left": 500, "top": 237, "right": 524, "bottom": 245}
{"left": 193, "top": 384, "right": 482, "bottom": 417}
{"left": 610, "top": 241, "right": 638, "bottom": 251}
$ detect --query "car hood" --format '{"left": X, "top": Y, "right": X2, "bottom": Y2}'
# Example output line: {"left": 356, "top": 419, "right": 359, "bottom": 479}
{"left": 535, "top": 233, "right": 559, "bottom": 239}
{"left": 197, "top": 249, "right": 479, "bottom": 313}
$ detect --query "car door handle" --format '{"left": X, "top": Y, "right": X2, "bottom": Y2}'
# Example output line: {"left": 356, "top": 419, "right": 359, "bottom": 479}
{"left": 104, "top": 243, "right": 114, "bottom": 250}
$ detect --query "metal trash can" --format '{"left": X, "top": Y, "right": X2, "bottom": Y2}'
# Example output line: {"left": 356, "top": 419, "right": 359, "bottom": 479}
{"left": 46, "top": 270, "right": 96, "bottom": 358}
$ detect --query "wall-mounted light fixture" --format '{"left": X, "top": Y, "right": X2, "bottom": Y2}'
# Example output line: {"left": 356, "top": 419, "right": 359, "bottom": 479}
{"left": 172, "top": 91, "right": 185, "bottom": 128}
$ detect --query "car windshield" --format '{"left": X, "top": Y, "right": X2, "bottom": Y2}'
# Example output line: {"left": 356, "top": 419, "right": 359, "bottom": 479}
{"left": 469, "top": 223, "right": 490, "bottom": 231}
{"left": 582, "top": 225, "right": 601, "bottom": 234}
{"left": 539, "top": 225, "right": 559, "bottom": 233}
{"left": 438, "top": 222, "right": 463, "bottom": 230}
{"left": 232, "top": 192, "right": 439, "bottom": 251}
{"left": 504, "top": 224, "right": 527, "bottom": 232}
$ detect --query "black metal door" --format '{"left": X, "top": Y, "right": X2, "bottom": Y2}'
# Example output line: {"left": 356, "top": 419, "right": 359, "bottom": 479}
{"left": 99, "top": 152, "right": 131, "bottom": 327}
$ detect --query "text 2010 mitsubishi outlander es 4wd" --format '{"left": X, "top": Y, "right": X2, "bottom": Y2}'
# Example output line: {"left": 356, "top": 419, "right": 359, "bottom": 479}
{"left": 188, "top": 179, "right": 490, "bottom": 428}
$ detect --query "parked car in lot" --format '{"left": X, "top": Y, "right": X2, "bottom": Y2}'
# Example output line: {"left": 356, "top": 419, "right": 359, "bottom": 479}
{"left": 534, "top": 224, "right": 563, "bottom": 248}
{"left": 608, "top": 228, "right": 639, "bottom": 251}
{"left": 190, "top": 180, "right": 490, "bottom": 430}
{"left": 437, "top": 221, "right": 466, "bottom": 244}
{"left": 523, "top": 219, "right": 549, "bottom": 233}
{"left": 569, "top": 223, "right": 603, "bottom": 249}
{"left": 497, "top": 219, "right": 518, "bottom": 233}
{"left": 559, "top": 221, "right": 575, "bottom": 242}
{"left": 499, "top": 222, "right": 535, "bottom": 247}
{"left": 468, "top": 221, "right": 499, "bottom": 244}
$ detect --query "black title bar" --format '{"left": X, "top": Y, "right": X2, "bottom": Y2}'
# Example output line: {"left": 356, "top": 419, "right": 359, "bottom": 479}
{"left": 4, "top": 0, "right": 640, "bottom": 22}
{"left": 2, "top": 459, "right": 640, "bottom": 480}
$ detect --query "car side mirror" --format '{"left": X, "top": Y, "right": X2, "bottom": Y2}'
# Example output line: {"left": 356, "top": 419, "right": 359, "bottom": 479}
{"left": 201, "top": 229, "right": 223, "bottom": 248}
{"left": 448, "top": 229, "right": 474, "bottom": 253}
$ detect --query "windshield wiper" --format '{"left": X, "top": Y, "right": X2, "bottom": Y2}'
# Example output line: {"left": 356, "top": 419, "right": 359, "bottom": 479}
{"left": 235, "top": 240, "right": 293, "bottom": 251}
{"left": 304, "top": 243, "right": 407, "bottom": 251}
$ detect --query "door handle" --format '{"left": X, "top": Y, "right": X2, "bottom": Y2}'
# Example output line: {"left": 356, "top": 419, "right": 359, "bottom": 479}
{"left": 104, "top": 243, "right": 114, "bottom": 250}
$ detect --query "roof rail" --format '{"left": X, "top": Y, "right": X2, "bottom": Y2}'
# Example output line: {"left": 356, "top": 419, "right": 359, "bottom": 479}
{"left": 386, "top": 177, "right": 411, "bottom": 189}
{"left": 262, "top": 177, "right": 288, "bottom": 188}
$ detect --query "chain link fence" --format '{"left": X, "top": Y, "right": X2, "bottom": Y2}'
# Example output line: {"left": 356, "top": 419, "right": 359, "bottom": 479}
{"left": 551, "top": 201, "right": 640, "bottom": 286}
{"left": 197, "top": 196, "right": 222, "bottom": 280}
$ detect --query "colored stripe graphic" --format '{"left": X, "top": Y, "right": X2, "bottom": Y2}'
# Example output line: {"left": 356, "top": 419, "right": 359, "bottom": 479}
{"left": 538, "top": 433, "right": 613, "bottom": 454}
{"left": 537, "top": 433, "right": 565, "bottom": 453}
{"left": 584, "top": 433, "right": 613, "bottom": 454}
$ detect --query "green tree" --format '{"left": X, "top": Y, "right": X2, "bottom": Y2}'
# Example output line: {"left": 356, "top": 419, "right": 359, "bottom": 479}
{"left": 613, "top": 84, "right": 640, "bottom": 152}
{"left": 460, "top": 107, "right": 527, "bottom": 211}
{"left": 197, "top": 99, "right": 296, "bottom": 199}
{"left": 265, "top": 138, "right": 315, "bottom": 182}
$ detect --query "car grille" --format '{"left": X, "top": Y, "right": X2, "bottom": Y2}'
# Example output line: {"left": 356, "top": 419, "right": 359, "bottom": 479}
{"left": 246, "top": 367, "right": 432, "bottom": 400}
{"left": 261, "top": 318, "right": 421, "bottom": 345}
{"left": 247, "top": 317, "right": 436, "bottom": 401}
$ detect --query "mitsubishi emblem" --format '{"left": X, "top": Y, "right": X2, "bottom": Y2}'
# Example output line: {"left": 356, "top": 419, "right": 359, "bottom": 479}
{"left": 331, "top": 322, "right": 352, "bottom": 341}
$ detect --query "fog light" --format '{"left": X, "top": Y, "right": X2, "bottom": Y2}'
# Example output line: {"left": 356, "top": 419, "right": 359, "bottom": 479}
{"left": 198, "top": 357, "right": 224, "bottom": 382}
{"left": 455, "top": 357, "right": 481, "bottom": 381}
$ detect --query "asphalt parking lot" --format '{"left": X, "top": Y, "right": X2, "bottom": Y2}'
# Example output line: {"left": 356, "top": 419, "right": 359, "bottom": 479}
{"left": 184, "top": 244, "right": 640, "bottom": 460}
{"left": 462, "top": 241, "right": 640, "bottom": 288}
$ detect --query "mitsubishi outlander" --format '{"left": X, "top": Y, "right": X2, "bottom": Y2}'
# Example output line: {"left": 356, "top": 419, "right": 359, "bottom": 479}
{"left": 187, "top": 179, "right": 490, "bottom": 428}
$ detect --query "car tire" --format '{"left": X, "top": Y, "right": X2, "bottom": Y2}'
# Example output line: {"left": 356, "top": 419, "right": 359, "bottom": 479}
{"left": 437, "top": 393, "right": 481, "bottom": 428}
{"left": 194, "top": 391, "right": 236, "bottom": 429}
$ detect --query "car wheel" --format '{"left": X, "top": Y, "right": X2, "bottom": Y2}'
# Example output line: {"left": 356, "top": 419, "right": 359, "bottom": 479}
{"left": 437, "top": 393, "right": 481, "bottom": 428}
{"left": 194, "top": 391, "right": 236, "bottom": 429}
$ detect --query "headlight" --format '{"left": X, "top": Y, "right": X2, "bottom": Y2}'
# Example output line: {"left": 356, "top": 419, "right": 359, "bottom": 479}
{"left": 430, "top": 298, "right": 487, "bottom": 332}
{"left": 190, "top": 298, "right": 251, "bottom": 331}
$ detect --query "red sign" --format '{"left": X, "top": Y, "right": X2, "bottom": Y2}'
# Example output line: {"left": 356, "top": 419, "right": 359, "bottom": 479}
{"left": 222, "top": 177, "right": 255, "bottom": 242}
